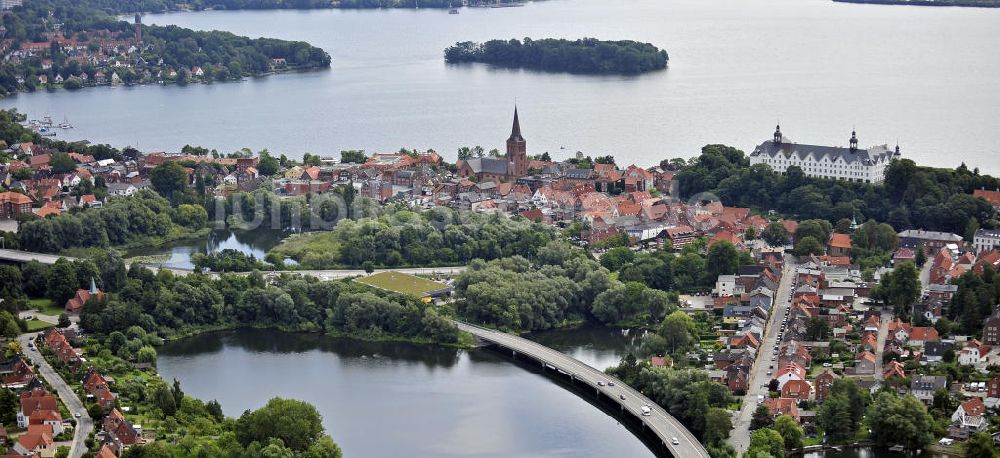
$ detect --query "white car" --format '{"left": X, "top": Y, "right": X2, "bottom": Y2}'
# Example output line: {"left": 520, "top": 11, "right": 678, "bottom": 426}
{"left": 671, "top": 437, "right": 680, "bottom": 445}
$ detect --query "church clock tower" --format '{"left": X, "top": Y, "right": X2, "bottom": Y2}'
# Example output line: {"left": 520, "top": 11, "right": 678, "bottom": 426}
{"left": 507, "top": 107, "right": 528, "bottom": 177}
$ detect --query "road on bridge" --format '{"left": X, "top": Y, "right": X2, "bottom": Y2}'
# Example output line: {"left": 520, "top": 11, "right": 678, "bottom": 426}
{"left": 455, "top": 321, "right": 710, "bottom": 458}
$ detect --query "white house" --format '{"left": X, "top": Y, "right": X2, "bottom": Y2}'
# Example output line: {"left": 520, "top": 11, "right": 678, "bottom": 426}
{"left": 952, "top": 398, "right": 988, "bottom": 432}
{"left": 748, "top": 126, "right": 900, "bottom": 184}
{"left": 716, "top": 275, "right": 736, "bottom": 297}
{"left": 958, "top": 344, "right": 987, "bottom": 366}
{"left": 775, "top": 362, "right": 807, "bottom": 389}
{"left": 974, "top": 228, "right": 1000, "bottom": 253}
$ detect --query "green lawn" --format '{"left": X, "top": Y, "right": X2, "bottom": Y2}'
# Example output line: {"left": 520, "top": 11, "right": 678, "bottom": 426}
{"left": 29, "top": 298, "right": 64, "bottom": 316}
{"left": 355, "top": 271, "right": 450, "bottom": 297}
{"left": 26, "top": 319, "right": 54, "bottom": 332}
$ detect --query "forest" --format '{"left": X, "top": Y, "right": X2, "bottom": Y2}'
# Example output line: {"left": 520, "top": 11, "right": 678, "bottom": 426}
{"left": 672, "top": 144, "right": 999, "bottom": 235}
{"left": 444, "top": 38, "right": 669, "bottom": 75}
{"left": 268, "top": 208, "right": 556, "bottom": 269}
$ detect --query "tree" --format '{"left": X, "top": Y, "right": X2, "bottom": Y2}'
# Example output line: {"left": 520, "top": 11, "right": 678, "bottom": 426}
{"left": 704, "top": 407, "right": 733, "bottom": 445}
{"left": 154, "top": 384, "right": 176, "bottom": 416}
{"left": 915, "top": 244, "right": 927, "bottom": 266}
{"left": 866, "top": 392, "right": 934, "bottom": 450}
{"left": 873, "top": 261, "right": 921, "bottom": 316}
{"left": 49, "top": 153, "right": 77, "bottom": 174}
{"left": 793, "top": 236, "right": 825, "bottom": 256}
{"left": 340, "top": 150, "right": 367, "bottom": 164}
{"left": 150, "top": 162, "right": 188, "bottom": 201}
{"left": 57, "top": 313, "right": 70, "bottom": 328}
{"left": 794, "top": 219, "right": 833, "bottom": 243}
{"left": 658, "top": 311, "right": 697, "bottom": 356}
{"left": 817, "top": 393, "right": 853, "bottom": 442}
{"left": 47, "top": 258, "right": 78, "bottom": 304}
{"left": 55, "top": 446, "right": 70, "bottom": 458}
{"left": 964, "top": 432, "right": 998, "bottom": 458}
{"left": 206, "top": 399, "right": 224, "bottom": 423}
{"left": 175, "top": 204, "right": 208, "bottom": 230}
{"left": 706, "top": 241, "right": 739, "bottom": 279}
{"left": 761, "top": 221, "right": 789, "bottom": 246}
{"left": 258, "top": 151, "right": 280, "bottom": 176}
{"left": 746, "top": 428, "right": 785, "bottom": 458}
{"left": 599, "top": 247, "right": 635, "bottom": 271}
{"left": 236, "top": 398, "right": 325, "bottom": 451}
{"left": 750, "top": 404, "right": 773, "bottom": 430}
{"left": 0, "top": 312, "right": 19, "bottom": 338}
{"left": 772, "top": 415, "right": 803, "bottom": 450}
{"left": 804, "top": 317, "right": 831, "bottom": 341}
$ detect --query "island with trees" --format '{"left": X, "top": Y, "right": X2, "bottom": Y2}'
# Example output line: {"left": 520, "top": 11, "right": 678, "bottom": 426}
{"left": 444, "top": 38, "right": 669, "bottom": 75}
{"left": 60, "top": 0, "right": 520, "bottom": 14}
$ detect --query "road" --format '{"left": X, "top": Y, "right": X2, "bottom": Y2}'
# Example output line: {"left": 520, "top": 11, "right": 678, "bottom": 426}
{"left": 19, "top": 333, "right": 93, "bottom": 458}
{"left": 873, "top": 310, "right": 892, "bottom": 381}
{"left": 0, "top": 248, "right": 467, "bottom": 280}
{"left": 728, "top": 255, "right": 797, "bottom": 453}
{"left": 455, "top": 321, "right": 710, "bottom": 458}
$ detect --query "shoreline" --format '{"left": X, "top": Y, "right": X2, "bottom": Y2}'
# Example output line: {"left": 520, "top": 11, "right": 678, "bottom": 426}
{"left": 2, "top": 66, "right": 329, "bottom": 101}
{"left": 833, "top": 0, "right": 1000, "bottom": 7}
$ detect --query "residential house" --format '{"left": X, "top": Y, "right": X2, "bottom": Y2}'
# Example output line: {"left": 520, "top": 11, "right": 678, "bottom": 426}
{"left": 908, "top": 327, "right": 940, "bottom": 348}
{"left": 911, "top": 375, "right": 948, "bottom": 405}
{"left": 814, "top": 370, "right": 839, "bottom": 403}
{"left": 17, "top": 388, "right": 57, "bottom": 428}
{"left": 951, "top": 397, "right": 988, "bottom": 433}
{"left": 780, "top": 379, "right": 812, "bottom": 401}
{"left": 763, "top": 398, "right": 800, "bottom": 423}
{"left": 14, "top": 428, "right": 53, "bottom": 457}
{"left": 854, "top": 351, "right": 876, "bottom": 375}
{"left": 775, "top": 362, "right": 806, "bottom": 389}
{"left": 883, "top": 360, "right": 906, "bottom": 380}
{"left": 983, "top": 309, "right": 1000, "bottom": 345}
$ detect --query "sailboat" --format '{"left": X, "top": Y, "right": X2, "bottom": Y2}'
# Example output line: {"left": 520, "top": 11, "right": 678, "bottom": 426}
{"left": 59, "top": 116, "right": 73, "bottom": 129}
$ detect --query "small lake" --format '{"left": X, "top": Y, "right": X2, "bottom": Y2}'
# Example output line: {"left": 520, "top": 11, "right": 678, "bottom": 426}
{"left": 125, "top": 229, "right": 286, "bottom": 270}
{"left": 157, "top": 327, "right": 653, "bottom": 458}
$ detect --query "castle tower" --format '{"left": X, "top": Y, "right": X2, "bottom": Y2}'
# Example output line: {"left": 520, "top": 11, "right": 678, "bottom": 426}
{"left": 506, "top": 107, "right": 528, "bottom": 177}
{"left": 135, "top": 13, "right": 142, "bottom": 45}
{"left": 773, "top": 124, "right": 782, "bottom": 144}
{"left": 849, "top": 129, "right": 858, "bottom": 152}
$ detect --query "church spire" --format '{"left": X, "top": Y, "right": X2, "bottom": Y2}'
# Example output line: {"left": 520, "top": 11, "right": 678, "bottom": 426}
{"left": 89, "top": 277, "right": 98, "bottom": 294}
{"left": 509, "top": 106, "right": 523, "bottom": 142}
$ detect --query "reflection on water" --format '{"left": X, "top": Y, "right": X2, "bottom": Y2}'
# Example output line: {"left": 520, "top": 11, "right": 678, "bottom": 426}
{"left": 126, "top": 229, "right": 286, "bottom": 269}
{"left": 158, "top": 329, "right": 654, "bottom": 458}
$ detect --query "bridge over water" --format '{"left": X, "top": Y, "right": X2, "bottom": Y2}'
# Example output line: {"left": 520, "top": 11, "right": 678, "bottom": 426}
{"left": 454, "top": 321, "right": 710, "bottom": 458}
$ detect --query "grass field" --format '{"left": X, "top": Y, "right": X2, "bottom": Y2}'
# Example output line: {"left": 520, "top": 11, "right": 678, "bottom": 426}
{"left": 355, "top": 271, "right": 450, "bottom": 297}
{"left": 26, "top": 319, "right": 54, "bottom": 332}
{"left": 28, "top": 298, "right": 64, "bottom": 316}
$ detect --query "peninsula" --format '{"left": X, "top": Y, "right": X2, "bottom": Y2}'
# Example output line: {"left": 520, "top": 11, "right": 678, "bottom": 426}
{"left": 444, "top": 38, "right": 669, "bottom": 75}
{"left": 833, "top": 0, "right": 1000, "bottom": 7}
{"left": 0, "top": 0, "right": 331, "bottom": 97}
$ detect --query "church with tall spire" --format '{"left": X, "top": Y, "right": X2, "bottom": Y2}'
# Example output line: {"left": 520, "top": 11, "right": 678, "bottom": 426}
{"left": 457, "top": 107, "right": 531, "bottom": 182}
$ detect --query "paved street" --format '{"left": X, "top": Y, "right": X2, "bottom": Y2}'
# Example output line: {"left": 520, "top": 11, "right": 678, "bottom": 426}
{"left": 456, "top": 321, "right": 710, "bottom": 458}
{"left": 19, "top": 333, "right": 93, "bottom": 458}
{"left": 873, "top": 310, "right": 892, "bottom": 381}
{"left": 728, "top": 255, "right": 797, "bottom": 453}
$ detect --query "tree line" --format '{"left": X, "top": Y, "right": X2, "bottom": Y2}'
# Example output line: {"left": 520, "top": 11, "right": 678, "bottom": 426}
{"left": 445, "top": 38, "right": 669, "bottom": 75}
{"left": 674, "top": 144, "right": 998, "bottom": 235}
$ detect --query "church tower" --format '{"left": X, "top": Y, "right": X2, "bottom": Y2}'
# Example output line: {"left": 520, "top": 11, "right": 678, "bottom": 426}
{"left": 773, "top": 124, "right": 782, "bottom": 144}
{"left": 506, "top": 107, "right": 528, "bottom": 177}
{"left": 849, "top": 129, "right": 858, "bottom": 152}
{"left": 135, "top": 13, "right": 142, "bottom": 45}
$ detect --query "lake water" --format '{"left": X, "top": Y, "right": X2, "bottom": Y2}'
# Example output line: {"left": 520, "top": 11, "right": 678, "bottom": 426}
{"left": 156, "top": 327, "right": 655, "bottom": 458}
{"left": 3, "top": 0, "right": 1000, "bottom": 173}
{"left": 125, "top": 228, "right": 285, "bottom": 269}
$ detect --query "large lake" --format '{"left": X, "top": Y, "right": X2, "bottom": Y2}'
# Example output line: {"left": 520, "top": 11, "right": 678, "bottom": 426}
{"left": 3, "top": 0, "right": 1000, "bottom": 173}
{"left": 157, "top": 327, "right": 653, "bottom": 457}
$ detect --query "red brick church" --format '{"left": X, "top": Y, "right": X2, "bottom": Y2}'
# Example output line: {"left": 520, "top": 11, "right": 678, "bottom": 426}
{"left": 457, "top": 107, "right": 529, "bottom": 183}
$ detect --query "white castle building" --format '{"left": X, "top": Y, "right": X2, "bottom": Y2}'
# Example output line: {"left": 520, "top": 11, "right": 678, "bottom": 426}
{"left": 748, "top": 126, "right": 901, "bottom": 184}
